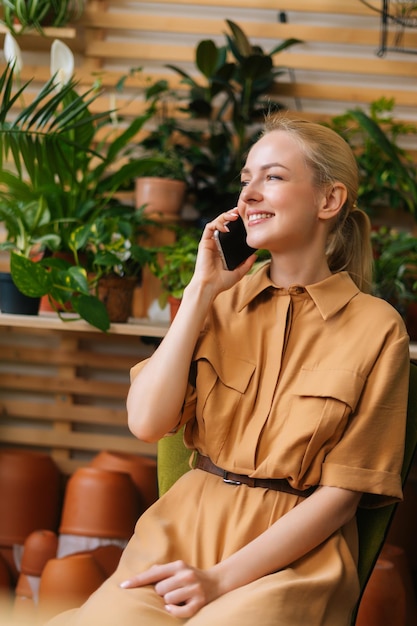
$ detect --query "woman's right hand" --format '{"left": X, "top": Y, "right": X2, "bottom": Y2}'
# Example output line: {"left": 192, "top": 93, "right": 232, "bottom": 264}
{"left": 187, "top": 210, "right": 256, "bottom": 302}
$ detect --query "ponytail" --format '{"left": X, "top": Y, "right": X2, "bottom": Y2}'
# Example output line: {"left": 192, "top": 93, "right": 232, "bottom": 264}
{"left": 326, "top": 207, "right": 373, "bottom": 294}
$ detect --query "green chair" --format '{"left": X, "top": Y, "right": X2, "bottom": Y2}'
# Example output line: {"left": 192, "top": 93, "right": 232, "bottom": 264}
{"left": 157, "top": 363, "right": 417, "bottom": 625}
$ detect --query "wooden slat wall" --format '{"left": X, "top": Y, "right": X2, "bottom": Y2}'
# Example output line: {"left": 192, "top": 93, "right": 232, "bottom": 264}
{"left": 0, "top": 324, "right": 158, "bottom": 474}
{"left": 1, "top": 0, "right": 416, "bottom": 126}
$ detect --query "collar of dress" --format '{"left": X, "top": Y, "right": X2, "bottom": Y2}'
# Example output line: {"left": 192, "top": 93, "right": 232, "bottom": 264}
{"left": 236, "top": 263, "right": 360, "bottom": 321}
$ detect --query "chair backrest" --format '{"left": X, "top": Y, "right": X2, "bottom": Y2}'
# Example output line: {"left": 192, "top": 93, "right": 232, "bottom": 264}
{"left": 156, "top": 363, "right": 417, "bottom": 625}
{"left": 157, "top": 426, "right": 191, "bottom": 497}
{"left": 350, "top": 360, "right": 417, "bottom": 624}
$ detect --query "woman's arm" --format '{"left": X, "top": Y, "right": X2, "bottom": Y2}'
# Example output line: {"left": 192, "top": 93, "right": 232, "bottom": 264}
{"left": 126, "top": 212, "right": 256, "bottom": 442}
{"left": 120, "top": 485, "right": 361, "bottom": 617}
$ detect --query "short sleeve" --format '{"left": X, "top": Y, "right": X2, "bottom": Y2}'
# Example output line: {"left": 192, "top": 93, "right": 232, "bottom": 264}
{"left": 321, "top": 334, "right": 410, "bottom": 508}
{"left": 129, "top": 358, "right": 197, "bottom": 436}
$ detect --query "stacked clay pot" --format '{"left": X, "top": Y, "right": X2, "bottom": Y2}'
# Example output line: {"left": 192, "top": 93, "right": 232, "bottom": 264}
{"left": 356, "top": 555, "right": 406, "bottom": 626}
{"left": 38, "top": 553, "right": 107, "bottom": 621}
{"left": 90, "top": 451, "right": 158, "bottom": 512}
{"left": 0, "top": 552, "right": 12, "bottom": 618}
{"left": 13, "top": 530, "right": 58, "bottom": 623}
{"left": 59, "top": 466, "right": 140, "bottom": 540}
{"left": 0, "top": 450, "right": 61, "bottom": 550}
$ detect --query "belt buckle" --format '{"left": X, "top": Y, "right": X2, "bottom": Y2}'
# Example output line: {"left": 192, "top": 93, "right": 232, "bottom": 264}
{"left": 223, "top": 470, "right": 241, "bottom": 486}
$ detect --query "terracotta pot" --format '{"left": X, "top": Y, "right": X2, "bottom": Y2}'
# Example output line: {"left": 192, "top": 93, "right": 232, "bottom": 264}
{"left": 59, "top": 467, "right": 140, "bottom": 539}
{"left": 356, "top": 557, "right": 406, "bottom": 626}
{"left": 90, "top": 544, "right": 123, "bottom": 578}
{"left": 168, "top": 295, "right": 181, "bottom": 321}
{"left": 380, "top": 543, "right": 417, "bottom": 626}
{"left": 97, "top": 275, "right": 139, "bottom": 323}
{"left": 0, "top": 547, "right": 18, "bottom": 586}
{"left": 39, "top": 251, "right": 87, "bottom": 313}
{"left": 135, "top": 177, "right": 186, "bottom": 217}
{"left": 0, "top": 450, "right": 61, "bottom": 546}
{"left": 21, "top": 530, "right": 58, "bottom": 577}
{"left": 13, "top": 572, "right": 36, "bottom": 625}
{"left": 0, "top": 553, "right": 11, "bottom": 591}
{"left": 38, "top": 553, "right": 106, "bottom": 620}
{"left": 90, "top": 451, "right": 158, "bottom": 511}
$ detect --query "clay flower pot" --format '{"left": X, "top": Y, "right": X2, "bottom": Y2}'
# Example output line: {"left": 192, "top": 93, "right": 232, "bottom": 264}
{"left": 90, "top": 451, "right": 158, "bottom": 511}
{"left": 380, "top": 543, "right": 417, "bottom": 626}
{"left": 38, "top": 553, "right": 106, "bottom": 620}
{"left": 0, "top": 449, "right": 61, "bottom": 546}
{"left": 59, "top": 467, "right": 140, "bottom": 539}
{"left": 0, "top": 553, "right": 11, "bottom": 591}
{"left": 90, "top": 544, "right": 123, "bottom": 578}
{"left": 356, "top": 557, "right": 406, "bottom": 626}
{"left": 135, "top": 177, "right": 186, "bottom": 217}
{"left": 13, "top": 572, "right": 36, "bottom": 625}
{"left": 97, "top": 275, "right": 138, "bottom": 323}
{"left": 20, "top": 530, "right": 58, "bottom": 577}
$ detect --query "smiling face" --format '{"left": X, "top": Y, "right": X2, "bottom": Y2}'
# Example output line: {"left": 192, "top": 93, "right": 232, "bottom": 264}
{"left": 238, "top": 130, "right": 329, "bottom": 257}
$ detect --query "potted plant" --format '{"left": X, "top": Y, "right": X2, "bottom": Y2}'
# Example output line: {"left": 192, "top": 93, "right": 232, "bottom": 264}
{"left": 130, "top": 80, "right": 190, "bottom": 218}
{"left": 163, "top": 19, "right": 302, "bottom": 220}
{"left": 79, "top": 204, "right": 155, "bottom": 323}
{"left": 0, "top": 62, "right": 158, "bottom": 330}
{"left": 148, "top": 226, "right": 200, "bottom": 319}
{"left": 327, "top": 98, "right": 417, "bottom": 229}
{"left": 1, "top": 0, "right": 86, "bottom": 35}
{"left": 0, "top": 194, "right": 59, "bottom": 314}
{"left": 121, "top": 20, "right": 301, "bottom": 222}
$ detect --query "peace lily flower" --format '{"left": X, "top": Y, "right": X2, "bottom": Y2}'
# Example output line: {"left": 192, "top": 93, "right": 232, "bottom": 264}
{"left": 3, "top": 32, "right": 23, "bottom": 74}
{"left": 50, "top": 39, "right": 74, "bottom": 90}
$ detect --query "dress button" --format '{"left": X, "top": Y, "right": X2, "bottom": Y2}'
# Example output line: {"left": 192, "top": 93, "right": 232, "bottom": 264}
{"left": 293, "top": 286, "right": 304, "bottom": 294}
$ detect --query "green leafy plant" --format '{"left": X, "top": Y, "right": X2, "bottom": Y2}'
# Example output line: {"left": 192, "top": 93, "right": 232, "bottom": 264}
{"left": 371, "top": 226, "right": 417, "bottom": 315}
{"left": 164, "top": 19, "right": 302, "bottom": 218}
{"left": 327, "top": 98, "right": 417, "bottom": 217}
{"left": 79, "top": 204, "right": 155, "bottom": 282}
{"left": 0, "top": 63, "right": 158, "bottom": 330}
{"left": 0, "top": 195, "right": 59, "bottom": 257}
{"left": 131, "top": 80, "right": 189, "bottom": 182}
{"left": 1, "top": 0, "right": 85, "bottom": 35}
{"left": 121, "top": 20, "right": 301, "bottom": 219}
{"left": 148, "top": 227, "right": 201, "bottom": 305}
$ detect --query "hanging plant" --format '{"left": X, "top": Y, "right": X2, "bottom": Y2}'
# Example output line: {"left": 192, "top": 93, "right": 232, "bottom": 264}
{"left": 1, "top": 0, "right": 86, "bottom": 35}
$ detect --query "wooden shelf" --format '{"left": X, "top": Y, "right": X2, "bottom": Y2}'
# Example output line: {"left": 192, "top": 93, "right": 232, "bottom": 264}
{"left": 0, "top": 24, "right": 77, "bottom": 39}
{"left": 0, "top": 312, "right": 169, "bottom": 338}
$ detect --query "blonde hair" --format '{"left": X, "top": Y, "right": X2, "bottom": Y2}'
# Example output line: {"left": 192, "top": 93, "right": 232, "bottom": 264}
{"left": 262, "top": 114, "right": 373, "bottom": 293}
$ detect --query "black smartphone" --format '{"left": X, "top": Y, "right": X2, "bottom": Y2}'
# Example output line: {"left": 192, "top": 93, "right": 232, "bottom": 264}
{"left": 214, "top": 215, "right": 257, "bottom": 270}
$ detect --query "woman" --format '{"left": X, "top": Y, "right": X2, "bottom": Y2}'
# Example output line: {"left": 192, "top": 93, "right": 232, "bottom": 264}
{"left": 47, "top": 115, "right": 409, "bottom": 625}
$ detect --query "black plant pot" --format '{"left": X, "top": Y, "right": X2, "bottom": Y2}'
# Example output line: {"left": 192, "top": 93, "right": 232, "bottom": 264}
{"left": 0, "top": 272, "right": 40, "bottom": 315}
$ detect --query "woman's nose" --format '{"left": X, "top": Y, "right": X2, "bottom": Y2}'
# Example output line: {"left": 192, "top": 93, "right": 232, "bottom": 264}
{"left": 239, "top": 180, "right": 262, "bottom": 202}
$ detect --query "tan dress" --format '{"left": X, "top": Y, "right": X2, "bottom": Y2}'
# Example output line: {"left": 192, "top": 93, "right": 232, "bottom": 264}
{"left": 47, "top": 266, "right": 410, "bottom": 626}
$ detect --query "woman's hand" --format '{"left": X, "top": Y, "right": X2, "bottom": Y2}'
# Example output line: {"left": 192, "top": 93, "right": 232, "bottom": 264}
{"left": 120, "top": 560, "right": 221, "bottom": 618}
{"left": 187, "top": 210, "right": 257, "bottom": 301}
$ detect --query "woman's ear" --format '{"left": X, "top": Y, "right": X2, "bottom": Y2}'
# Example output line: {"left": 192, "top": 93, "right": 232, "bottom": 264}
{"left": 318, "top": 183, "right": 347, "bottom": 222}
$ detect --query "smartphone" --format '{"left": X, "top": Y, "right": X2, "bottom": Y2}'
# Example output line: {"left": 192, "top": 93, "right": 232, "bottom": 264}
{"left": 214, "top": 215, "right": 257, "bottom": 270}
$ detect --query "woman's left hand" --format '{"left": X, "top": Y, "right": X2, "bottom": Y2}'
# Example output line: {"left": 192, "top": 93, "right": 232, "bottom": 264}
{"left": 120, "top": 560, "right": 221, "bottom": 618}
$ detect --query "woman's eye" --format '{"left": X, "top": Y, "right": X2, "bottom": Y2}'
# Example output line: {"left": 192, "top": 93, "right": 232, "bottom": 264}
{"left": 240, "top": 180, "right": 249, "bottom": 187}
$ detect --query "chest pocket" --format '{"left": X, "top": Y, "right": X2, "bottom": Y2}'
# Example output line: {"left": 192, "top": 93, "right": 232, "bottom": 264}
{"left": 193, "top": 334, "right": 255, "bottom": 452}
{"left": 285, "top": 368, "right": 366, "bottom": 476}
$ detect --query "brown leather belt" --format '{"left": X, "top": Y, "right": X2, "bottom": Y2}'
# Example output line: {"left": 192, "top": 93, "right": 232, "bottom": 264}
{"left": 195, "top": 455, "right": 316, "bottom": 497}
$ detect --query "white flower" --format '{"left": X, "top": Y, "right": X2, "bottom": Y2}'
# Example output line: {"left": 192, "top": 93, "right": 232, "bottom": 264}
{"left": 3, "top": 33, "right": 23, "bottom": 73}
{"left": 50, "top": 40, "right": 74, "bottom": 90}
